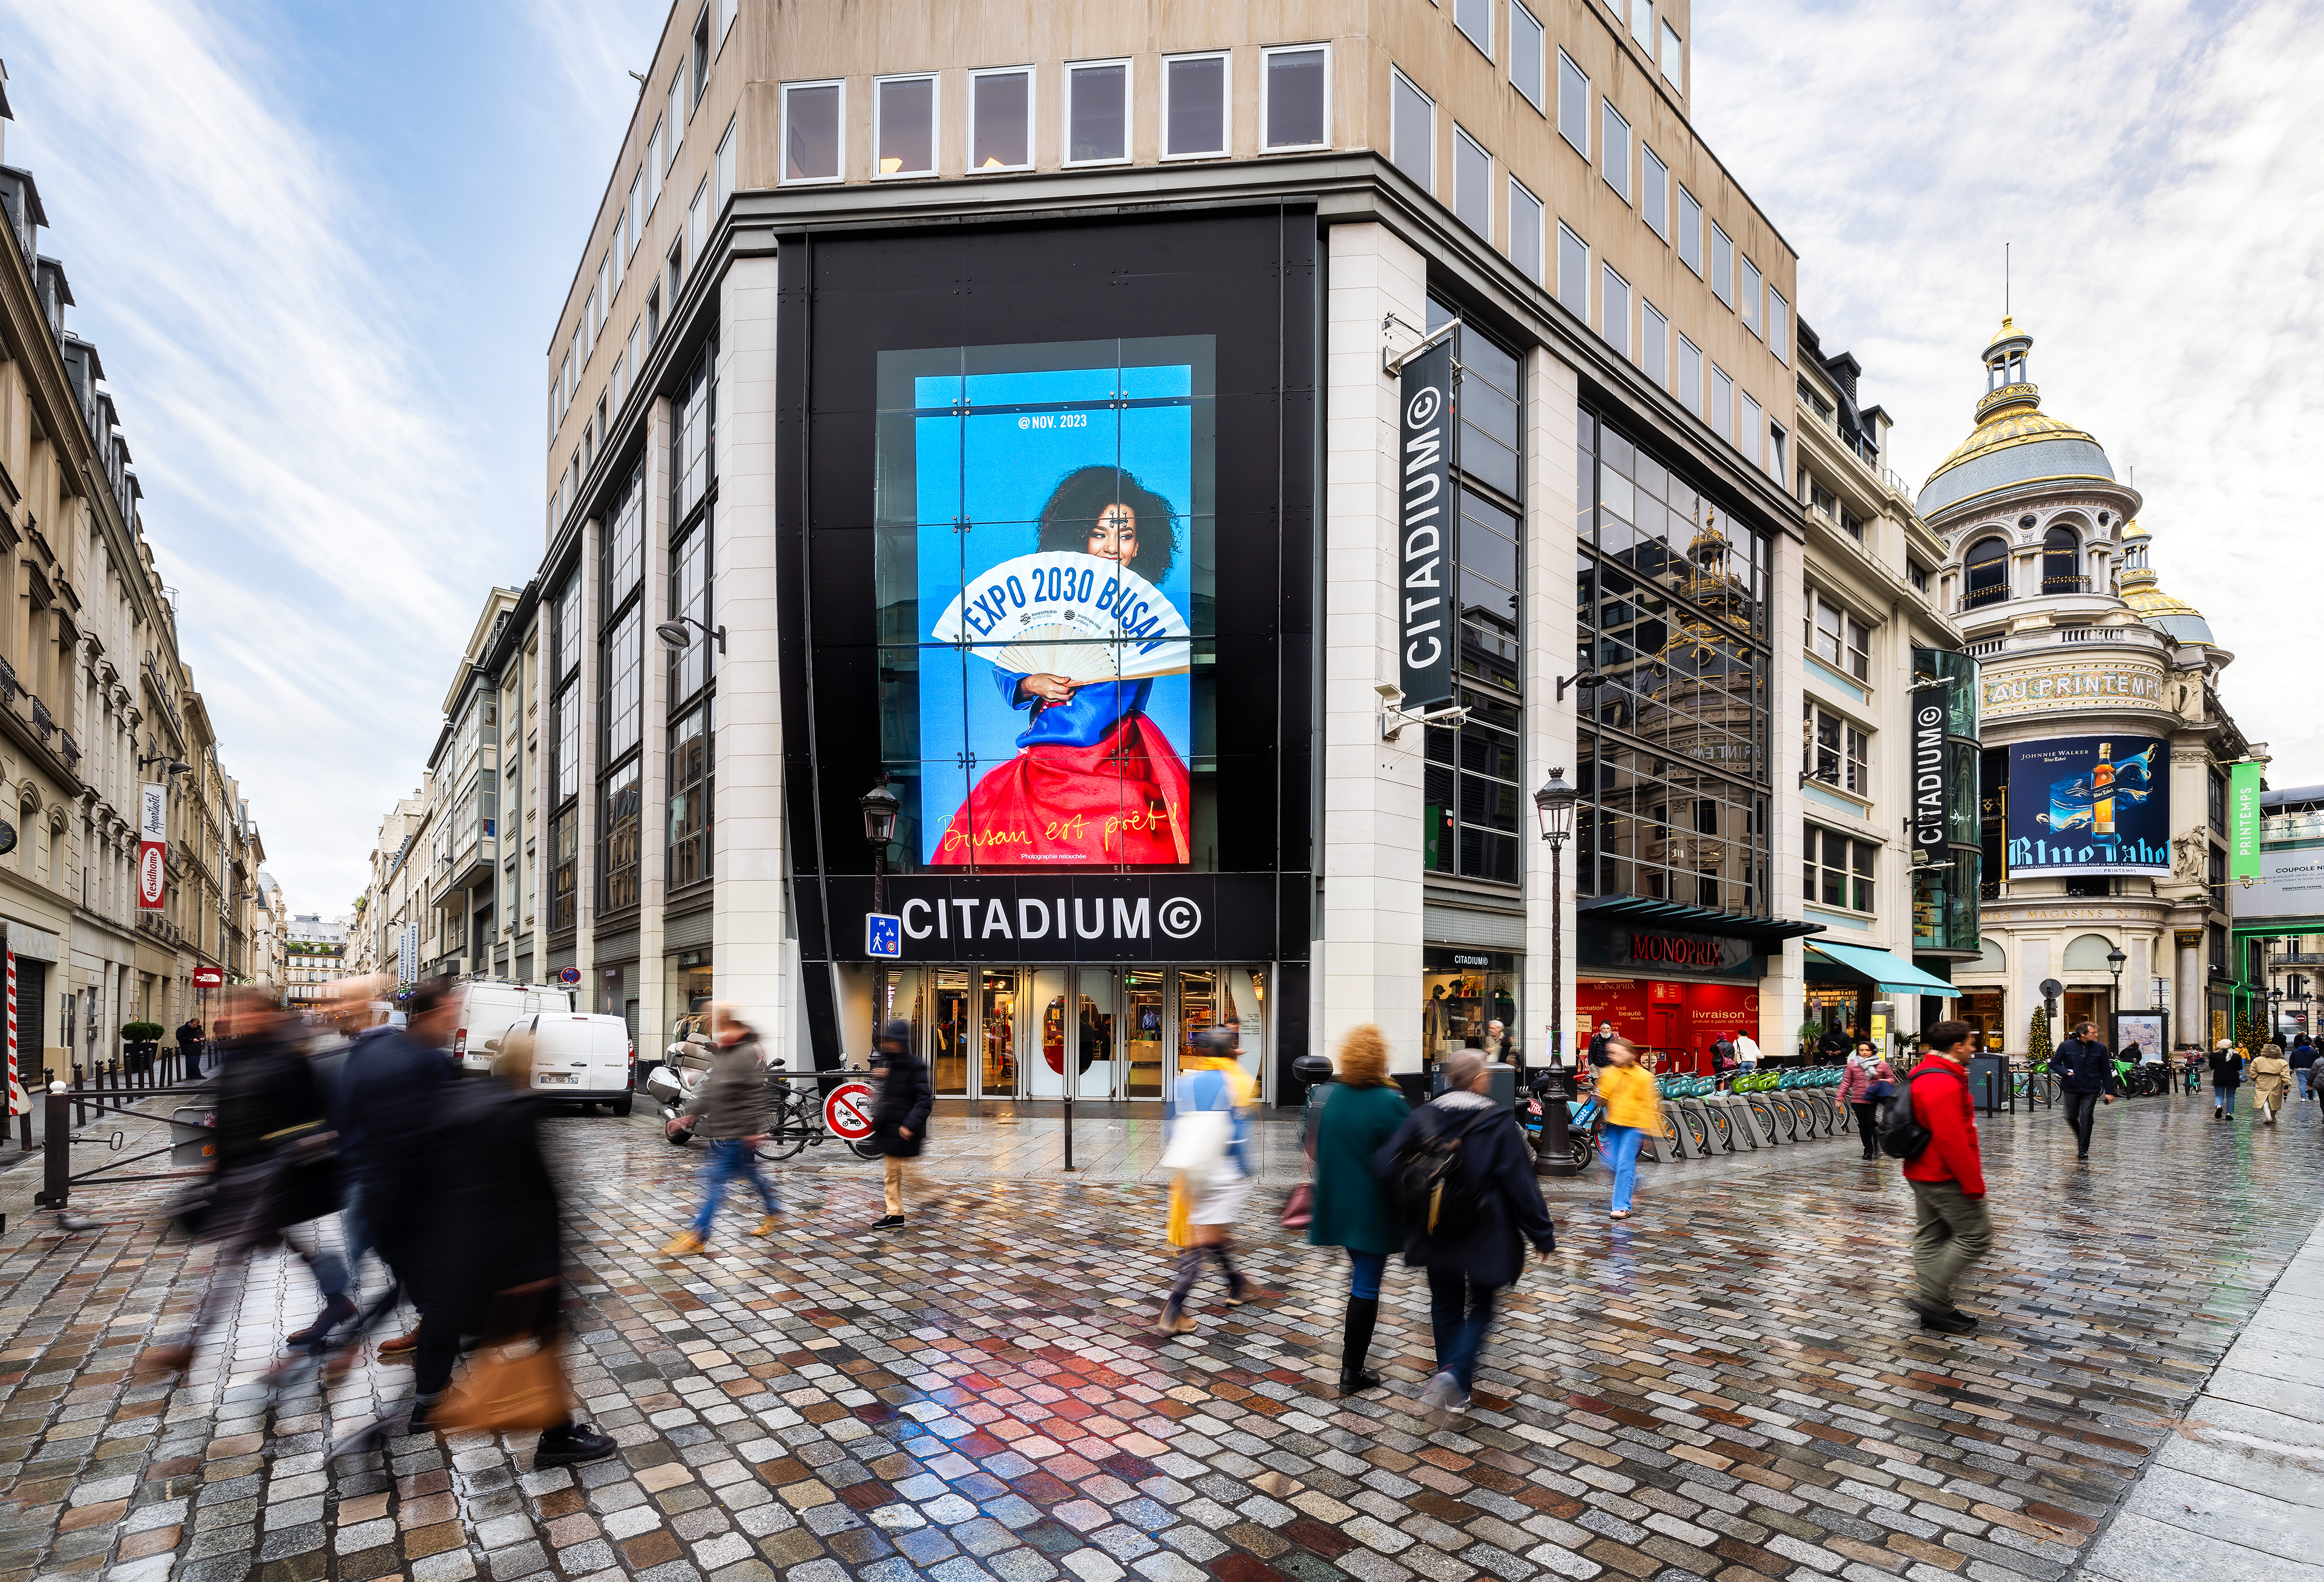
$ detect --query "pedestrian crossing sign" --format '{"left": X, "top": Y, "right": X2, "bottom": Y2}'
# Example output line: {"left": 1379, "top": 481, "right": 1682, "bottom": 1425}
{"left": 865, "top": 913, "right": 902, "bottom": 959}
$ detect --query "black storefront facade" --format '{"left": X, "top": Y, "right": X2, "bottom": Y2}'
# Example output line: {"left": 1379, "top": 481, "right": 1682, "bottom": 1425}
{"left": 776, "top": 208, "right": 1316, "bottom": 1103}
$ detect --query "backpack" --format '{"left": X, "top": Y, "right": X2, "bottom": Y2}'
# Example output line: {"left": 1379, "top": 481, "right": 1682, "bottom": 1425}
{"left": 1394, "top": 1106, "right": 1497, "bottom": 1237}
{"left": 1878, "top": 1063, "right": 1963, "bottom": 1162}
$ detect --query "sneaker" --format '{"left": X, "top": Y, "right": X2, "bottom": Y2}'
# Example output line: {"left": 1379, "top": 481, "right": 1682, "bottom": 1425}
{"left": 749, "top": 1215, "right": 781, "bottom": 1237}
{"left": 1418, "top": 1371, "right": 1470, "bottom": 1429}
{"left": 534, "top": 1421, "right": 618, "bottom": 1467}
{"left": 660, "top": 1229, "right": 706, "bottom": 1256}
{"left": 870, "top": 1215, "right": 905, "bottom": 1230}
{"left": 377, "top": 1330, "right": 419, "bottom": 1359}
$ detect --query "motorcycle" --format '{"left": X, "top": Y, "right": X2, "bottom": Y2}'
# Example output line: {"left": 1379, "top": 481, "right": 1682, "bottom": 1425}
{"left": 649, "top": 1034, "right": 712, "bottom": 1144}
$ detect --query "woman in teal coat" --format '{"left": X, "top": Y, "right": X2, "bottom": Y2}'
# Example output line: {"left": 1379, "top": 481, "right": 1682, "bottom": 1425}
{"left": 1308, "top": 1025, "right": 1411, "bottom": 1394}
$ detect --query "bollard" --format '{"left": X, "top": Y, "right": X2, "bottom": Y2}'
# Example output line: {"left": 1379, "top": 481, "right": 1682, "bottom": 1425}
{"left": 1062, "top": 1084, "right": 1076, "bottom": 1172}
{"left": 71, "top": 1065, "right": 84, "bottom": 1129}
{"left": 38, "top": 1086, "right": 68, "bottom": 1211}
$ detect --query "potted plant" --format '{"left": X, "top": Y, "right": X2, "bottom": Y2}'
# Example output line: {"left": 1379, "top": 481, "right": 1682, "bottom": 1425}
{"left": 122, "top": 1020, "right": 165, "bottom": 1076}
{"left": 1797, "top": 1020, "right": 1825, "bottom": 1062}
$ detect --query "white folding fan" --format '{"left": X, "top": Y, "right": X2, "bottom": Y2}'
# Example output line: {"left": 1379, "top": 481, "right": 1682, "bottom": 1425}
{"left": 930, "top": 550, "right": 1190, "bottom": 683}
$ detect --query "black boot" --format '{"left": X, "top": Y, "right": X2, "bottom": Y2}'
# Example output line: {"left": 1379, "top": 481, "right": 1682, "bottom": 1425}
{"left": 1338, "top": 1296, "right": 1382, "bottom": 1394}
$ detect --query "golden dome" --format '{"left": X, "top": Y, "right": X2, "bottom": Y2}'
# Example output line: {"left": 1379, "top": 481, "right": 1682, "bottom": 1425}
{"left": 1917, "top": 317, "right": 2118, "bottom": 518}
{"left": 2116, "top": 519, "right": 2212, "bottom": 643}
{"left": 1929, "top": 405, "right": 2102, "bottom": 476}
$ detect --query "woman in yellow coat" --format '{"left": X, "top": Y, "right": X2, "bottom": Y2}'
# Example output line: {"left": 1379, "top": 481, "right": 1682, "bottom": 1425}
{"left": 1595, "top": 1039, "right": 1662, "bottom": 1220}
{"left": 2250, "top": 1043, "right": 2293, "bottom": 1124}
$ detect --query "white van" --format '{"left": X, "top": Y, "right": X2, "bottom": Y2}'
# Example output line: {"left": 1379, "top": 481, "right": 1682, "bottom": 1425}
{"left": 519, "top": 1012, "right": 635, "bottom": 1112}
{"left": 453, "top": 982, "right": 576, "bottom": 1075}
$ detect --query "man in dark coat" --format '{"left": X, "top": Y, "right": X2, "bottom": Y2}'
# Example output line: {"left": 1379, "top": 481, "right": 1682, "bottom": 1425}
{"left": 1586, "top": 1022, "right": 1617, "bottom": 1068}
{"left": 175, "top": 1017, "right": 204, "bottom": 1072}
{"left": 2292, "top": 1036, "right": 2318, "bottom": 1103}
{"left": 1817, "top": 1025, "right": 1854, "bottom": 1060}
{"left": 2049, "top": 1020, "right": 2116, "bottom": 1160}
{"left": 341, "top": 977, "right": 461, "bottom": 1355}
{"left": 1373, "top": 1049, "right": 1556, "bottom": 1429}
{"left": 869, "top": 1019, "right": 931, "bottom": 1230}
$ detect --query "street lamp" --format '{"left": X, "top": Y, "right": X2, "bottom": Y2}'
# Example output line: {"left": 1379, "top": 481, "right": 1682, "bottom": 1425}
{"left": 2106, "top": 947, "right": 2127, "bottom": 1032}
{"left": 1533, "top": 768, "right": 1579, "bottom": 1177}
{"left": 2268, "top": 986, "right": 2284, "bottom": 1047}
{"left": 859, "top": 776, "right": 901, "bottom": 1031}
{"left": 656, "top": 615, "right": 727, "bottom": 655}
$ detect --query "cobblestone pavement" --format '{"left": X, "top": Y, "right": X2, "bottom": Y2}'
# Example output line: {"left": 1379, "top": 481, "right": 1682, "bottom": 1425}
{"left": 0, "top": 1089, "right": 2318, "bottom": 1582}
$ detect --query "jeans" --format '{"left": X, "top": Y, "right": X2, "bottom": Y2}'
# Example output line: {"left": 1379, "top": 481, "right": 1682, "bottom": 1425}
{"left": 1348, "top": 1250, "right": 1386, "bottom": 1301}
{"left": 2298, "top": 1069, "right": 2313, "bottom": 1101}
{"left": 1425, "top": 1267, "right": 1500, "bottom": 1393}
{"left": 2064, "top": 1089, "right": 2100, "bottom": 1154}
{"left": 1908, "top": 1178, "right": 1994, "bottom": 1310}
{"left": 2216, "top": 1086, "right": 2236, "bottom": 1117}
{"left": 1850, "top": 1102, "right": 1880, "bottom": 1156}
{"left": 1601, "top": 1123, "right": 1645, "bottom": 1212}
{"left": 692, "top": 1138, "right": 780, "bottom": 1236}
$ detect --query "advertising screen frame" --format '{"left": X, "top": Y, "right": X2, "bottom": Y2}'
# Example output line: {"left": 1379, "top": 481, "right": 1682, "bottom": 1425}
{"left": 2005, "top": 735, "right": 2170, "bottom": 877}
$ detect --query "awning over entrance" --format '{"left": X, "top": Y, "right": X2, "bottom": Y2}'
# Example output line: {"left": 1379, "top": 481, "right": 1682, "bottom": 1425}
{"left": 1806, "top": 940, "right": 1963, "bottom": 998}
{"left": 1578, "top": 894, "right": 1826, "bottom": 945}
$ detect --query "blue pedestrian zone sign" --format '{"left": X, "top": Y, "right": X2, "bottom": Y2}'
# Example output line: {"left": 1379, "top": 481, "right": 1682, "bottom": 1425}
{"left": 865, "top": 912, "right": 903, "bottom": 959}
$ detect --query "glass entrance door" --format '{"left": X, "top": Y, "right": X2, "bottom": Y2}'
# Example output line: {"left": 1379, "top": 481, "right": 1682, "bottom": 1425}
{"left": 931, "top": 971, "right": 971, "bottom": 1095}
{"left": 1124, "top": 970, "right": 1169, "bottom": 1098}
{"left": 980, "top": 970, "right": 1019, "bottom": 1094}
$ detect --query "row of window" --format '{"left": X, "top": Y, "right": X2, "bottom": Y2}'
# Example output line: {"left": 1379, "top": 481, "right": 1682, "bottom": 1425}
{"left": 780, "top": 45, "right": 1331, "bottom": 185}
{"left": 1448, "top": 0, "right": 1682, "bottom": 103}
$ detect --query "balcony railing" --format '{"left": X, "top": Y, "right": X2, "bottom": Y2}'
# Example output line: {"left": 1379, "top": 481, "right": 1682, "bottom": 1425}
{"left": 136, "top": 911, "right": 183, "bottom": 946}
{"left": 1955, "top": 586, "right": 2011, "bottom": 613}
{"left": 2041, "top": 574, "right": 2092, "bottom": 594}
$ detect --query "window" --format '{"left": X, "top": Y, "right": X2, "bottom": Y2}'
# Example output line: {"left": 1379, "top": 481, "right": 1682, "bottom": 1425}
{"left": 1768, "top": 422, "right": 1787, "bottom": 483}
{"left": 1509, "top": 2, "right": 1544, "bottom": 109}
{"left": 970, "top": 68, "right": 1033, "bottom": 171}
{"left": 1641, "top": 144, "right": 1668, "bottom": 240}
{"left": 1804, "top": 825, "right": 1876, "bottom": 912}
{"left": 1661, "top": 19, "right": 1684, "bottom": 85}
{"left": 628, "top": 170, "right": 644, "bottom": 256}
{"left": 668, "top": 700, "right": 714, "bottom": 890}
{"left": 1740, "top": 391, "right": 1762, "bottom": 464}
{"left": 1453, "top": 127, "right": 1491, "bottom": 238}
{"left": 875, "top": 74, "right": 936, "bottom": 176}
{"left": 1630, "top": 0, "right": 1655, "bottom": 50}
{"left": 1508, "top": 178, "right": 1543, "bottom": 282}
{"left": 1164, "top": 53, "right": 1228, "bottom": 157}
{"left": 1907, "top": 560, "right": 1931, "bottom": 593}
{"left": 598, "top": 758, "right": 640, "bottom": 913}
{"left": 672, "top": 338, "right": 717, "bottom": 522}
{"left": 1391, "top": 69, "right": 1434, "bottom": 191}
{"left": 1711, "top": 364, "right": 1732, "bottom": 439}
{"left": 1600, "top": 99, "right": 1630, "bottom": 200}
{"left": 1679, "top": 335, "right": 1702, "bottom": 412}
{"left": 719, "top": 0, "right": 736, "bottom": 41}
{"left": 1768, "top": 289, "right": 1790, "bottom": 364}
{"left": 1601, "top": 264, "right": 1629, "bottom": 358}
{"left": 1456, "top": 0, "right": 1493, "bottom": 57}
{"left": 1807, "top": 593, "right": 1870, "bottom": 680}
{"left": 688, "top": 178, "right": 709, "bottom": 265}
{"left": 1263, "top": 45, "right": 1328, "bottom": 148}
{"left": 715, "top": 116, "right": 736, "bottom": 207}
{"left": 2208, "top": 770, "right": 2225, "bottom": 833}
{"left": 783, "top": 80, "right": 842, "bottom": 182}
{"left": 1741, "top": 255, "right": 1763, "bottom": 336}
{"left": 2041, "top": 526, "right": 2081, "bottom": 591}
{"left": 1712, "top": 222, "right": 1733, "bottom": 306}
{"left": 1964, "top": 536, "right": 2009, "bottom": 606}
{"left": 671, "top": 518, "right": 714, "bottom": 703}
{"left": 1678, "top": 185, "right": 1702, "bottom": 275}
{"left": 1557, "top": 51, "right": 1589, "bottom": 156}
{"left": 1804, "top": 705, "right": 1871, "bottom": 796}
{"left": 647, "top": 120, "right": 663, "bottom": 206}
{"left": 1558, "top": 224, "right": 1588, "bottom": 320}
{"left": 1641, "top": 300, "right": 1667, "bottom": 386}
{"left": 691, "top": 6, "right": 710, "bottom": 105}
{"left": 1065, "top": 58, "right": 1130, "bottom": 164}
{"left": 668, "top": 73, "right": 686, "bottom": 156}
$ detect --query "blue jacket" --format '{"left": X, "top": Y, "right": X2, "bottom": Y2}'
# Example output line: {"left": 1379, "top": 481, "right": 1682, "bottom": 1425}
{"left": 996, "top": 669, "right": 1149, "bottom": 748}
{"left": 2050, "top": 1037, "right": 2118, "bottom": 1095}
{"left": 1167, "top": 1063, "right": 1250, "bottom": 1175}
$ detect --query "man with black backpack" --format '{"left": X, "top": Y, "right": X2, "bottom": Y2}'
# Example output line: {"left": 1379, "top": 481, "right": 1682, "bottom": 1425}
{"left": 1373, "top": 1050, "right": 1557, "bottom": 1429}
{"left": 1885, "top": 1020, "right": 1991, "bottom": 1334}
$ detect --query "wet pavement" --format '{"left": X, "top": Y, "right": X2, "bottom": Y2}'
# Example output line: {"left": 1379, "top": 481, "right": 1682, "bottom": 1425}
{"left": 0, "top": 1087, "right": 2317, "bottom": 1582}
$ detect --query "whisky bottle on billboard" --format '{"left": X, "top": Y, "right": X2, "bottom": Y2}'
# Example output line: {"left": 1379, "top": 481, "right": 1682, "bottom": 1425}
{"left": 2093, "top": 741, "right": 2115, "bottom": 836}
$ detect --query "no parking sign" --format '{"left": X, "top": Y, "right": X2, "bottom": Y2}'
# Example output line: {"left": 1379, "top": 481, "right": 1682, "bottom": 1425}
{"left": 824, "top": 1080, "right": 876, "bottom": 1141}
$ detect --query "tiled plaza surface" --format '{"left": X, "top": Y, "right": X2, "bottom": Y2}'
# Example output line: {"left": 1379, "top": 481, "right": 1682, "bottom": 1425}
{"left": 0, "top": 1089, "right": 2319, "bottom": 1582}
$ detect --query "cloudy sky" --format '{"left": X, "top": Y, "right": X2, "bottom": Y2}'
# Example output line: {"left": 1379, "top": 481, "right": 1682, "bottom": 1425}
{"left": 0, "top": 0, "right": 2315, "bottom": 913}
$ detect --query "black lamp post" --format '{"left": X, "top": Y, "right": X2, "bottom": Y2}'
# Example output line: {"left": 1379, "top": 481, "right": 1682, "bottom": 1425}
{"left": 1533, "top": 768, "right": 1579, "bottom": 1175}
{"left": 2268, "top": 986, "right": 2284, "bottom": 1048}
{"left": 2106, "top": 946, "right": 2127, "bottom": 1033}
{"left": 859, "top": 776, "right": 900, "bottom": 1035}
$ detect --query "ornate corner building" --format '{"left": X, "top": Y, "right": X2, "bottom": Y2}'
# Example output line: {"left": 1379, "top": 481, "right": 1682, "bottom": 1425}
{"left": 1923, "top": 318, "right": 2247, "bottom": 1054}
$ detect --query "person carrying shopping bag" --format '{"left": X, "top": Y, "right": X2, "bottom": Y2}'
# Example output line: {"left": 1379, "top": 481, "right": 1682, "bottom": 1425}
{"left": 661, "top": 1005, "right": 781, "bottom": 1256}
{"left": 1307, "top": 1025, "right": 1410, "bottom": 1395}
{"left": 2250, "top": 1043, "right": 2293, "bottom": 1124}
{"left": 1594, "top": 1039, "right": 1661, "bottom": 1219}
{"left": 1160, "top": 1027, "right": 1262, "bottom": 1334}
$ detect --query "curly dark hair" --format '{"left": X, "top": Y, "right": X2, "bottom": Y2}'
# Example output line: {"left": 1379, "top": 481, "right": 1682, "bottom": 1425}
{"left": 1035, "top": 465, "right": 1179, "bottom": 583}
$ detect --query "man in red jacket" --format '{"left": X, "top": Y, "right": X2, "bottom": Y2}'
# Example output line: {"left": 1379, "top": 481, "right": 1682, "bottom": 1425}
{"left": 1902, "top": 1020, "right": 1991, "bottom": 1334}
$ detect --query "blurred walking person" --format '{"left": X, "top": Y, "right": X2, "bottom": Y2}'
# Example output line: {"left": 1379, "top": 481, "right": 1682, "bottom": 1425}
{"left": 145, "top": 988, "right": 344, "bottom": 1376}
{"left": 2250, "top": 1043, "right": 2291, "bottom": 1124}
{"left": 1306, "top": 1025, "right": 1408, "bottom": 1393}
{"left": 1376, "top": 1049, "right": 1556, "bottom": 1428}
{"left": 661, "top": 1005, "right": 781, "bottom": 1255}
{"left": 342, "top": 976, "right": 462, "bottom": 1360}
{"left": 1593, "top": 1039, "right": 1659, "bottom": 1220}
{"left": 1898, "top": 1021, "right": 1991, "bottom": 1334}
{"left": 868, "top": 1019, "right": 931, "bottom": 1230}
{"left": 2209, "top": 1040, "right": 2245, "bottom": 1120}
{"left": 404, "top": 1028, "right": 614, "bottom": 1465}
{"left": 2290, "top": 1035, "right": 2317, "bottom": 1102}
{"left": 1839, "top": 1042, "right": 1896, "bottom": 1160}
{"left": 1160, "top": 1027, "right": 1260, "bottom": 1333}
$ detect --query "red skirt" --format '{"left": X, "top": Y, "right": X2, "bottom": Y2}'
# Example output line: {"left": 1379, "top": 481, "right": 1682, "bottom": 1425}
{"left": 934, "top": 713, "right": 1190, "bottom": 865}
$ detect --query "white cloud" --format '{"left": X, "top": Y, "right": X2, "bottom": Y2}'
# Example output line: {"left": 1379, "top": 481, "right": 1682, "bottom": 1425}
{"left": 0, "top": 0, "right": 521, "bottom": 911}
{"left": 1695, "top": 0, "right": 2324, "bottom": 780}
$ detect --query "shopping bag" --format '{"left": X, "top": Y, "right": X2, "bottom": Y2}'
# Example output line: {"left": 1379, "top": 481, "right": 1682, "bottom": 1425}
{"left": 1159, "top": 1108, "right": 1226, "bottom": 1175}
{"left": 1277, "top": 1182, "right": 1314, "bottom": 1230}
{"left": 436, "top": 1342, "right": 569, "bottom": 1432}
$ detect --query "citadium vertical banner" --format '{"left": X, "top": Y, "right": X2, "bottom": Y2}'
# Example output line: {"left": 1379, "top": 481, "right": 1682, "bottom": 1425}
{"left": 2005, "top": 737, "right": 2168, "bottom": 876}
{"left": 1397, "top": 336, "right": 1456, "bottom": 711}
{"left": 1908, "top": 686, "right": 1951, "bottom": 862}
{"left": 137, "top": 781, "right": 167, "bottom": 910}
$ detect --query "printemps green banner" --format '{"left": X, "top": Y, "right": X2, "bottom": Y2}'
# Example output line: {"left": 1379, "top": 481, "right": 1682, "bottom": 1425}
{"left": 2230, "top": 760, "right": 2265, "bottom": 884}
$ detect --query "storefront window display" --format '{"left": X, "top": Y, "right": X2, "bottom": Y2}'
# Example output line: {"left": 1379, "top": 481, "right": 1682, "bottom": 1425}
{"left": 1576, "top": 975, "right": 1758, "bottom": 1073}
{"left": 665, "top": 950, "right": 713, "bottom": 1029}
{"left": 1960, "top": 989, "right": 2006, "bottom": 1052}
{"left": 1423, "top": 950, "right": 1520, "bottom": 1066}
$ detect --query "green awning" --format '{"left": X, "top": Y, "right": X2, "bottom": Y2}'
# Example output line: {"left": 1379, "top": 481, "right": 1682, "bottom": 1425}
{"left": 1806, "top": 940, "right": 1963, "bottom": 998}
